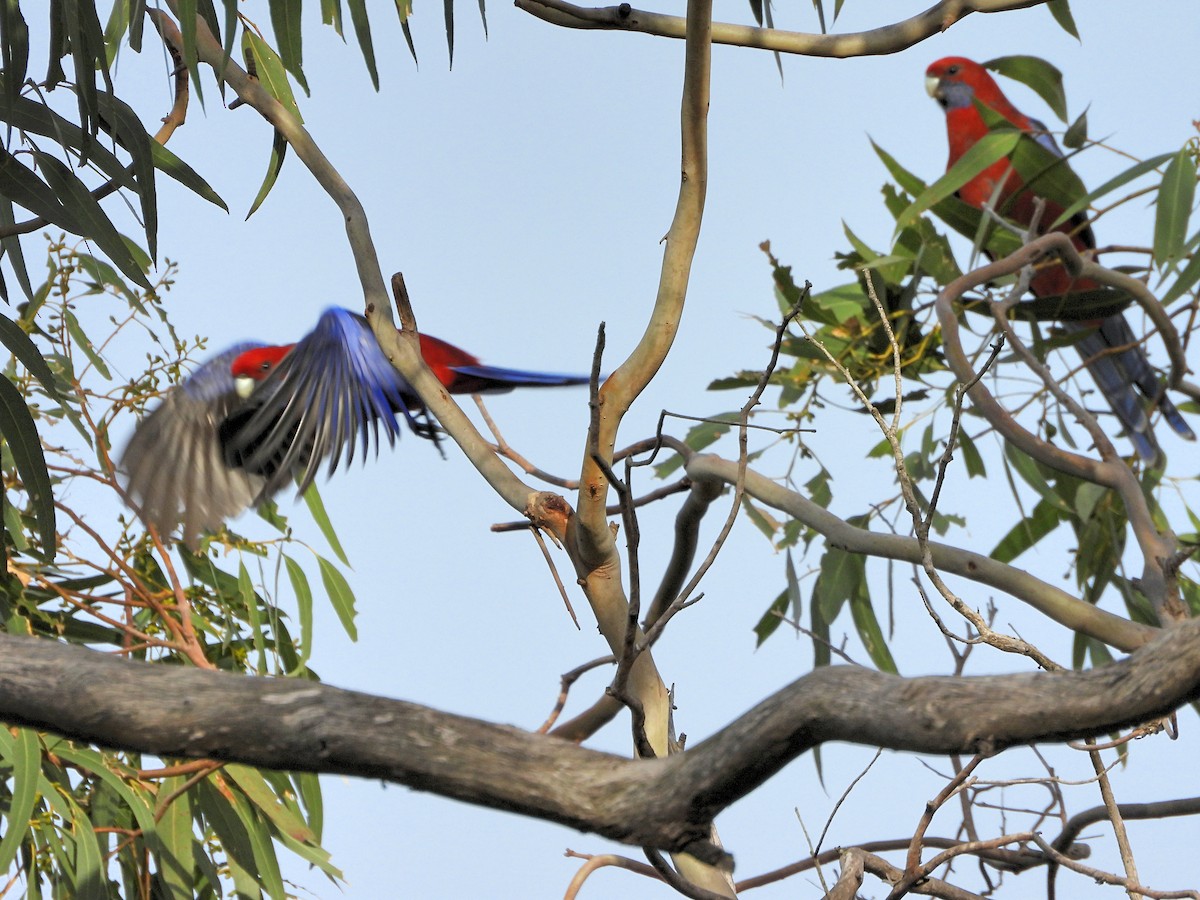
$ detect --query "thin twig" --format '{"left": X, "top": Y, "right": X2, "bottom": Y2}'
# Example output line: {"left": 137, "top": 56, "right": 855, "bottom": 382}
{"left": 152, "top": 761, "right": 224, "bottom": 823}
{"left": 562, "top": 849, "right": 661, "bottom": 899}
{"left": 1083, "top": 739, "right": 1142, "bottom": 898}
{"left": 1031, "top": 834, "right": 1198, "bottom": 899}
{"left": 1066, "top": 720, "right": 1166, "bottom": 752}
{"left": 815, "top": 748, "right": 883, "bottom": 856}
{"left": 1052, "top": 796, "right": 1200, "bottom": 857}
{"left": 801, "top": 278, "right": 1057, "bottom": 670}
{"left": 537, "top": 656, "right": 614, "bottom": 734}
{"left": 529, "top": 526, "right": 580, "bottom": 629}
{"left": 902, "top": 754, "right": 987, "bottom": 880}
{"left": 736, "top": 837, "right": 1050, "bottom": 891}
{"left": 491, "top": 479, "right": 691, "bottom": 533}
{"left": 644, "top": 281, "right": 810, "bottom": 649}
{"left": 475, "top": 395, "right": 579, "bottom": 489}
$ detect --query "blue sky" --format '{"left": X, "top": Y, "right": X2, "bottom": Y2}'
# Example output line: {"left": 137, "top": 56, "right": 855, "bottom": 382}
{"left": 28, "top": 0, "right": 1200, "bottom": 896}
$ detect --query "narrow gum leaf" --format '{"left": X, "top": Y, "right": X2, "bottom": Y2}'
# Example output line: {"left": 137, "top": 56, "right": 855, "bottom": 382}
{"left": 1046, "top": 0, "right": 1080, "bottom": 39}
{"left": 269, "top": 0, "right": 310, "bottom": 95}
{"left": 0, "top": 728, "right": 41, "bottom": 874}
{"left": 247, "top": 129, "right": 288, "bottom": 219}
{"left": 318, "top": 555, "right": 358, "bottom": 640}
{"left": 32, "top": 151, "right": 151, "bottom": 288}
{"left": 347, "top": 0, "right": 380, "bottom": 87}
{"left": 301, "top": 481, "right": 350, "bottom": 565}
{"left": 243, "top": 31, "right": 305, "bottom": 123}
{"left": 1153, "top": 147, "right": 1197, "bottom": 267}
{"left": 1049, "top": 152, "right": 1175, "bottom": 230}
{"left": 0, "top": 374, "right": 55, "bottom": 559}
{"left": 892, "top": 130, "right": 1021, "bottom": 235}
{"left": 984, "top": 55, "right": 1068, "bottom": 122}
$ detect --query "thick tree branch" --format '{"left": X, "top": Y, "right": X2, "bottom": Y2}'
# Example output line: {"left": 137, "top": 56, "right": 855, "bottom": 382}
{"left": 2, "top": 621, "right": 1199, "bottom": 865}
{"left": 674, "top": 617, "right": 1200, "bottom": 819}
{"left": 516, "top": 0, "right": 1046, "bottom": 57}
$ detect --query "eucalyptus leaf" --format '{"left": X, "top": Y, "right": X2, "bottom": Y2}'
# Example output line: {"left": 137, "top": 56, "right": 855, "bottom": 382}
{"left": 243, "top": 31, "right": 304, "bottom": 122}
{"left": 32, "top": 151, "right": 150, "bottom": 288}
{"left": 269, "top": 0, "right": 309, "bottom": 94}
{"left": 1046, "top": 0, "right": 1080, "bottom": 39}
{"left": 985, "top": 55, "right": 1067, "bottom": 122}
{"left": 1049, "top": 152, "right": 1175, "bottom": 230}
{"left": 318, "top": 554, "right": 357, "bottom": 640}
{"left": 893, "top": 131, "right": 1021, "bottom": 235}
{"left": 346, "top": 0, "right": 379, "bottom": 88}
{"left": 0, "top": 728, "right": 41, "bottom": 875}
{"left": 1153, "top": 147, "right": 1197, "bottom": 268}
{"left": 0, "top": 374, "right": 54, "bottom": 559}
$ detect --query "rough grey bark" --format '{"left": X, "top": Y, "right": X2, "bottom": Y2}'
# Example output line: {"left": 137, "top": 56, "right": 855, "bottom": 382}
{"left": 3, "top": 620, "right": 1199, "bottom": 865}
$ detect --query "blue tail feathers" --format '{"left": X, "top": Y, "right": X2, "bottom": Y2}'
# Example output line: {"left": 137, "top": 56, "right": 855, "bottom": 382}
{"left": 449, "top": 365, "right": 591, "bottom": 395}
{"left": 1063, "top": 317, "right": 1193, "bottom": 461}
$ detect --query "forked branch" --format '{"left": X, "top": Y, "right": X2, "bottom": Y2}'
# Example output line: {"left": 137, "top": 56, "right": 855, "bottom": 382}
{"left": 936, "top": 232, "right": 1186, "bottom": 619}
{"left": 1, "top": 618, "right": 1198, "bottom": 864}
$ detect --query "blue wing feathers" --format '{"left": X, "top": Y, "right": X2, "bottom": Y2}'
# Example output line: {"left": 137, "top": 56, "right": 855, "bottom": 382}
{"left": 122, "top": 306, "right": 589, "bottom": 544}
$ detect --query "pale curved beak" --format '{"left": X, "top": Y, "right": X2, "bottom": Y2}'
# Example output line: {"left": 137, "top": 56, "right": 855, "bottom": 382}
{"left": 235, "top": 375, "right": 256, "bottom": 399}
{"left": 924, "top": 75, "right": 941, "bottom": 99}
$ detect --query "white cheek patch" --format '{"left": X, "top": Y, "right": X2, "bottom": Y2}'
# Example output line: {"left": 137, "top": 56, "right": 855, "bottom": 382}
{"left": 235, "top": 375, "right": 256, "bottom": 399}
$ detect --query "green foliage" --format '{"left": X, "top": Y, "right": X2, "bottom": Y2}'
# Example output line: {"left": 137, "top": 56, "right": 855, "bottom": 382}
{"left": 0, "top": 0, "right": 478, "bottom": 278}
{"left": 1045, "top": 0, "right": 1080, "bottom": 39}
{"left": 1153, "top": 147, "right": 1198, "bottom": 269}
{"left": 706, "top": 56, "right": 1200, "bottom": 675}
{"left": 0, "top": 243, "right": 359, "bottom": 897}
{"left": 983, "top": 55, "right": 1068, "bottom": 122}
{"left": 0, "top": 11, "right": 484, "bottom": 889}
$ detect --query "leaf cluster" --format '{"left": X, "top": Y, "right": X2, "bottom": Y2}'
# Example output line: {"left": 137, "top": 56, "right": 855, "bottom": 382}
{"left": 0, "top": 243, "right": 362, "bottom": 898}
{"left": 700, "top": 57, "right": 1200, "bottom": 675}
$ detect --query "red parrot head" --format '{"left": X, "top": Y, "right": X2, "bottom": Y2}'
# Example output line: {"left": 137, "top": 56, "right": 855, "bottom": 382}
{"left": 925, "top": 57, "right": 1024, "bottom": 122}
{"left": 230, "top": 345, "right": 294, "bottom": 398}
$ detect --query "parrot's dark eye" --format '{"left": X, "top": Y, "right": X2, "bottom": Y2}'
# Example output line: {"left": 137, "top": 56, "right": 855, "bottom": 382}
{"left": 947, "top": 64, "right": 959, "bottom": 75}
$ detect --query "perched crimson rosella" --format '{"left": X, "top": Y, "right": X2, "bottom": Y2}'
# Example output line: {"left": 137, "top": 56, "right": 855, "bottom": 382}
{"left": 121, "top": 307, "right": 588, "bottom": 546}
{"left": 925, "top": 56, "right": 1193, "bottom": 461}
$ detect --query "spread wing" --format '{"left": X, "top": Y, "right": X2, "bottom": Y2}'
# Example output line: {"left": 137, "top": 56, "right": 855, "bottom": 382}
{"left": 220, "top": 308, "right": 422, "bottom": 501}
{"left": 120, "top": 343, "right": 267, "bottom": 548}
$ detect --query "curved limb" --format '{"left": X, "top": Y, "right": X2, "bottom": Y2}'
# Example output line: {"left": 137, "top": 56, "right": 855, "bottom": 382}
{"left": 685, "top": 454, "right": 1155, "bottom": 652}
{"left": 936, "top": 233, "right": 1187, "bottom": 621}
{"left": 517, "top": 0, "right": 1045, "bottom": 59}
{"left": 4, "top": 619, "right": 1200, "bottom": 863}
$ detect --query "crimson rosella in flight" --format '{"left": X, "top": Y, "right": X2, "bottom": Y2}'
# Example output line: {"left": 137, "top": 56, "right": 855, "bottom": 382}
{"left": 925, "top": 56, "right": 1193, "bottom": 461}
{"left": 121, "top": 307, "right": 588, "bottom": 546}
